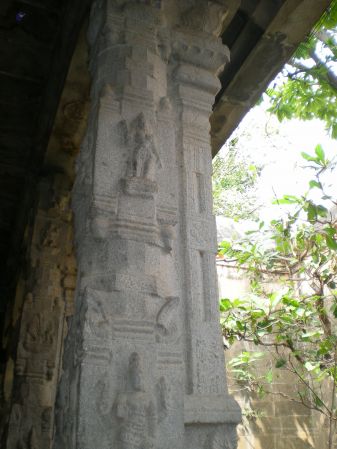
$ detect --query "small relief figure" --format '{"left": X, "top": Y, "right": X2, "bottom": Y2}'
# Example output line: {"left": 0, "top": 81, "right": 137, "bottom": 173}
{"left": 128, "top": 113, "right": 161, "bottom": 181}
{"left": 41, "top": 407, "right": 52, "bottom": 433}
{"left": 23, "top": 314, "right": 54, "bottom": 353}
{"left": 116, "top": 353, "right": 156, "bottom": 449}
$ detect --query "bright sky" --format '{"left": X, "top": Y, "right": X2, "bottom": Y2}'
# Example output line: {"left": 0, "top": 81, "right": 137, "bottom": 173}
{"left": 217, "top": 102, "right": 337, "bottom": 222}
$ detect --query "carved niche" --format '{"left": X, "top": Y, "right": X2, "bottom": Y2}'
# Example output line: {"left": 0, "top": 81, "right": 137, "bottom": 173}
{"left": 115, "top": 353, "right": 168, "bottom": 449}
{"left": 126, "top": 112, "right": 162, "bottom": 183}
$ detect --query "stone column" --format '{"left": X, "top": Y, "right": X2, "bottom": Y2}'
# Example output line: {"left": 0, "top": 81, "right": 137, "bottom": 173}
{"left": 54, "top": 2, "right": 240, "bottom": 449}
{"left": 5, "top": 177, "right": 76, "bottom": 449}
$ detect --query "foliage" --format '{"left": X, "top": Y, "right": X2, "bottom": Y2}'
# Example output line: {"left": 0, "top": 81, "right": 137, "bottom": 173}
{"left": 266, "top": 1, "right": 337, "bottom": 138}
{"left": 212, "top": 137, "right": 260, "bottom": 219}
{"left": 220, "top": 147, "right": 337, "bottom": 448}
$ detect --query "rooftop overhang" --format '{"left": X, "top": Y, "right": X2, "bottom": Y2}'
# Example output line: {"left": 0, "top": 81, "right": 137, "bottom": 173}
{"left": 211, "top": 0, "right": 332, "bottom": 155}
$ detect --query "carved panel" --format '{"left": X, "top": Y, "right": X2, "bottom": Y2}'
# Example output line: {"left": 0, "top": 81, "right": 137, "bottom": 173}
{"left": 195, "top": 337, "right": 222, "bottom": 394}
{"left": 126, "top": 112, "right": 162, "bottom": 181}
{"left": 115, "top": 353, "right": 157, "bottom": 449}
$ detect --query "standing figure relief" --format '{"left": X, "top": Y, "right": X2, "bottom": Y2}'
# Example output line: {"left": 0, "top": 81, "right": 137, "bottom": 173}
{"left": 22, "top": 313, "right": 54, "bottom": 354}
{"left": 116, "top": 352, "right": 167, "bottom": 449}
{"left": 128, "top": 113, "right": 161, "bottom": 182}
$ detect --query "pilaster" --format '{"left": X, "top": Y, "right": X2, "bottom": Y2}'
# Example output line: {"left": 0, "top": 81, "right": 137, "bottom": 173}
{"left": 167, "top": 9, "right": 241, "bottom": 449}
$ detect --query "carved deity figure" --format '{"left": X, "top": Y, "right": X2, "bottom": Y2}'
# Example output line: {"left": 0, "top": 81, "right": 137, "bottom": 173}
{"left": 129, "top": 113, "right": 161, "bottom": 181}
{"left": 23, "top": 313, "right": 54, "bottom": 353}
{"left": 116, "top": 353, "right": 156, "bottom": 449}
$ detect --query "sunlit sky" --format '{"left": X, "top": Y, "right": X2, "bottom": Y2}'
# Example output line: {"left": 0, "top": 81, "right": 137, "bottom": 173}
{"left": 217, "top": 102, "right": 337, "bottom": 223}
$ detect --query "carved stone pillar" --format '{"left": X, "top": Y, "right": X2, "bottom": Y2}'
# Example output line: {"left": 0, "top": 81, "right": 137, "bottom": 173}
{"left": 54, "top": 2, "right": 240, "bottom": 449}
{"left": 6, "top": 178, "right": 76, "bottom": 449}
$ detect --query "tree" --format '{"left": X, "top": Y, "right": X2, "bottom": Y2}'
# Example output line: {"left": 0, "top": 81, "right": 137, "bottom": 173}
{"left": 212, "top": 137, "right": 260, "bottom": 219}
{"left": 266, "top": 1, "right": 337, "bottom": 137}
{"left": 219, "top": 147, "right": 337, "bottom": 448}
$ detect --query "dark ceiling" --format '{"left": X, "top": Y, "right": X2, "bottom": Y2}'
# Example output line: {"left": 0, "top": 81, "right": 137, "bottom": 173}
{"left": 0, "top": 0, "right": 91, "bottom": 325}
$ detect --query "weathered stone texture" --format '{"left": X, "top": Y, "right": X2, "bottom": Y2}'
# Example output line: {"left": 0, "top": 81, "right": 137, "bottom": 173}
{"left": 53, "top": 2, "right": 240, "bottom": 449}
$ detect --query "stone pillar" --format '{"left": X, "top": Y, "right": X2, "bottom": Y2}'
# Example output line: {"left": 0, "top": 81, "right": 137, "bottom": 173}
{"left": 5, "top": 177, "right": 76, "bottom": 449}
{"left": 54, "top": 2, "right": 240, "bottom": 449}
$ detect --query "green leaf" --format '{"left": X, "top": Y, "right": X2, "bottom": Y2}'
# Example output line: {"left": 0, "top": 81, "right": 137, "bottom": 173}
{"left": 220, "top": 298, "right": 233, "bottom": 311}
{"left": 301, "top": 152, "right": 318, "bottom": 163}
{"left": 275, "top": 358, "right": 287, "bottom": 368}
{"left": 324, "top": 227, "right": 336, "bottom": 238}
{"left": 316, "top": 205, "right": 328, "bottom": 217}
{"left": 307, "top": 203, "right": 317, "bottom": 222}
{"left": 265, "top": 369, "right": 273, "bottom": 383}
{"left": 314, "top": 396, "right": 324, "bottom": 408}
{"left": 314, "top": 144, "right": 325, "bottom": 163}
{"left": 309, "top": 180, "right": 322, "bottom": 189}
{"left": 273, "top": 195, "right": 301, "bottom": 205}
{"left": 325, "top": 235, "right": 337, "bottom": 250}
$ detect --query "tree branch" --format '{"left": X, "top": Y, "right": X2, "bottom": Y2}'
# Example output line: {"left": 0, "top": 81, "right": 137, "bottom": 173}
{"left": 310, "top": 50, "right": 337, "bottom": 91}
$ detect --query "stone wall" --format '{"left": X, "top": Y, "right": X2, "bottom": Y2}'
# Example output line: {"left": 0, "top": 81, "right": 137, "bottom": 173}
{"left": 217, "top": 261, "right": 328, "bottom": 449}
